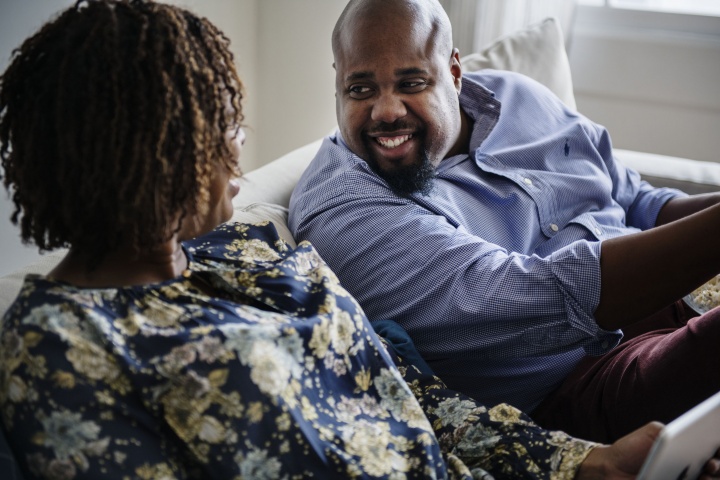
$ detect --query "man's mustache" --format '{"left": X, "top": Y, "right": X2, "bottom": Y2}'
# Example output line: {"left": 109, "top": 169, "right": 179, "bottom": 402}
{"left": 366, "top": 121, "right": 418, "bottom": 135}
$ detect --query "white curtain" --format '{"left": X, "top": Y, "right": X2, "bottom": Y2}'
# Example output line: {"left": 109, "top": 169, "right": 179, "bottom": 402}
{"left": 440, "top": 0, "right": 577, "bottom": 54}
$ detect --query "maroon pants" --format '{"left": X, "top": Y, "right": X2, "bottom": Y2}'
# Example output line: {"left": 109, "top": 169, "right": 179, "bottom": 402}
{"left": 530, "top": 300, "right": 720, "bottom": 443}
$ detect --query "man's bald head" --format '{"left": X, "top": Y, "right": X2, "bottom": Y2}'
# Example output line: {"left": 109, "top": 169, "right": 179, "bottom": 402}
{"left": 332, "top": 0, "right": 454, "bottom": 63}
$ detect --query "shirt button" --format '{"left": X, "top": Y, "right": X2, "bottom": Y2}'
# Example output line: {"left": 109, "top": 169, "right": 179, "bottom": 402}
{"left": 550, "top": 223, "right": 559, "bottom": 232}
{"left": 595, "top": 228, "right": 602, "bottom": 235}
{"left": 523, "top": 177, "right": 533, "bottom": 186}
{"left": 601, "top": 340, "right": 609, "bottom": 349}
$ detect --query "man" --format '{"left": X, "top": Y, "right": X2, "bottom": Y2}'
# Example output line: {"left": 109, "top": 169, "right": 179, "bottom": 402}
{"left": 288, "top": 0, "right": 720, "bottom": 443}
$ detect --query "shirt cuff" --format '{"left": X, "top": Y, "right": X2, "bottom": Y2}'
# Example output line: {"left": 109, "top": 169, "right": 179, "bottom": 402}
{"left": 629, "top": 185, "right": 688, "bottom": 230}
{"left": 551, "top": 435, "right": 600, "bottom": 480}
{"left": 550, "top": 240, "right": 623, "bottom": 354}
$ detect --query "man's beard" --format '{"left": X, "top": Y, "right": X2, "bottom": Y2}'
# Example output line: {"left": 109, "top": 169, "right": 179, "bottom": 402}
{"left": 362, "top": 137, "right": 436, "bottom": 197}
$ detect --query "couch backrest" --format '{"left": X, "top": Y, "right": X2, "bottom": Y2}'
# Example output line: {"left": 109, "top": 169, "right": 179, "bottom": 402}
{"left": 234, "top": 138, "right": 323, "bottom": 208}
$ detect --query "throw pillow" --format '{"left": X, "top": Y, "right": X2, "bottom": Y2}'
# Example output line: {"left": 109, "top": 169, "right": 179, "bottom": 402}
{"left": 460, "top": 17, "right": 576, "bottom": 110}
{"left": 229, "top": 202, "right": 297, "bottom": 248}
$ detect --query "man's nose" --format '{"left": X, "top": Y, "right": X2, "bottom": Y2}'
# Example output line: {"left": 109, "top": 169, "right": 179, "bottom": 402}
{"left": 371, "top": 92, "right": 407, "bottom": 124}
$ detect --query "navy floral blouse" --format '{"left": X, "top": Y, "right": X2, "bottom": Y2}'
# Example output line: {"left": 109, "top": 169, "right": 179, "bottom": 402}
{"left": 0, "top": 221, "right": 595, "bottom": 479}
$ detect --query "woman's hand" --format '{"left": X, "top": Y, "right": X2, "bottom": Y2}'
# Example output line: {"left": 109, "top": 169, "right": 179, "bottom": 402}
{"left": 576, "top": 421, "right": 720, "bottom": 479}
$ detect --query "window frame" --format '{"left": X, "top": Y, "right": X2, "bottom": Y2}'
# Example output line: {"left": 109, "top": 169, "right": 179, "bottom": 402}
{"left": 575, "top": 1, "right": 720, "bottom": 38}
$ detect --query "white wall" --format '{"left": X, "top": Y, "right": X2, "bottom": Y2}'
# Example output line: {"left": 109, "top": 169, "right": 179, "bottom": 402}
{"left": 0, "top": 0, "right": 346, "bottom": 276}
{"left": 169, "top": 0, "right": 347, "bottom": 171}
{"left": 255, "top": 1, "right": 347, "bottom": 166}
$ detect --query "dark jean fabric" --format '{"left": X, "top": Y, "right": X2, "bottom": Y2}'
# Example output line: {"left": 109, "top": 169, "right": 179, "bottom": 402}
{"left": 0, "top": 426, "right": 24, "bottom": 480}
{"left": 531, "top": 300, "right": 720, "bottom": 443}
{"left": 371, "top": 319, "right": 436, "bottom": 377}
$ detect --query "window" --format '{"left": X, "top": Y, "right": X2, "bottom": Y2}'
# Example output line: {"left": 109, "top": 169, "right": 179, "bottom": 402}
{"left": 576, "top": 0, "right": 720, "bottom": 37}
{"left": 579, "top": 0, "right": 720, "bottom": 17}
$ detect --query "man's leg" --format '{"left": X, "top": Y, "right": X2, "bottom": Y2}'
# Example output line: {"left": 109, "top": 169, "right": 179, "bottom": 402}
{"left": 530, "top": 302, "right": 720, "bottom": 443}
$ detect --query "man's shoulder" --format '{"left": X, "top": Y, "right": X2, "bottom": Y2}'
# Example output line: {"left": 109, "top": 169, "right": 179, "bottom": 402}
{"left": 289, "top": 136, "right": 393, "bottom": 221}
{"left": 463, "top": 68, "right": 553, "bottom": 96}
{"left": 462, "top": 69, "right": 573, "bottom": 122}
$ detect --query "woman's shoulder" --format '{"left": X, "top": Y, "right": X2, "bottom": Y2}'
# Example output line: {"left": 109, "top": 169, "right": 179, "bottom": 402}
{"left": 185, "top": 221, "right": 294, "bottom": 264}
{"left": 1, "top": 274, "right": 115, "bottom": 331}
{"left": 3, "top": 274, "right": 72, "bottom": 318}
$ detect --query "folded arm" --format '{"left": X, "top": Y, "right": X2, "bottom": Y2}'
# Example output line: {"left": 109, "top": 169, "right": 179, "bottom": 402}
{"left": 655, "top": 192, "right": 720, "bottom": 226}
{"left": 596, "top": 200, "right": 720, "bottom": 329}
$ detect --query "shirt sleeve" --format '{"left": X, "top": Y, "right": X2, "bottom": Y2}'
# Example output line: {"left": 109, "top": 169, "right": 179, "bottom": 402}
{"left": 587, "top": 122, "right": 688, "bottom": 231}
{"left": 291, "top": 166, "right": 619, "bottom": 364}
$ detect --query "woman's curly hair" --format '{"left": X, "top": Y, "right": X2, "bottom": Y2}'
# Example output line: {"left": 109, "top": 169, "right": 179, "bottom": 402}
{"left": 0, "top": 0, "right": 244, "bottom": 266}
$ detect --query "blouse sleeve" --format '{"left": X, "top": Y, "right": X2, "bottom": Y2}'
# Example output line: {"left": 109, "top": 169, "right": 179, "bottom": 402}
{"left": 1, "top": 315, "right": 190, "bottom": 479}
{"left": 377, "top": 336, "right": 597, "bottom": 479}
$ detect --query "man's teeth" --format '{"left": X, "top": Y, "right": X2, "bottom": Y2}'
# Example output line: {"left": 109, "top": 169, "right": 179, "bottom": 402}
{"left": 377, "top": 134, "right": 411, "bottom": 148}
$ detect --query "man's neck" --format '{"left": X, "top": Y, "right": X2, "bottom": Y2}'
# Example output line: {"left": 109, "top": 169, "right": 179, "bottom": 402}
{"left": 443, "top": 108, "right": 472, "bottom": 160}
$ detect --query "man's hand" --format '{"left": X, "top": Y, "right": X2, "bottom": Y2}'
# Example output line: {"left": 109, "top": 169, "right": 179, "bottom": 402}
{"left": 576, "top": 421, "right": 720, "bottom": 479}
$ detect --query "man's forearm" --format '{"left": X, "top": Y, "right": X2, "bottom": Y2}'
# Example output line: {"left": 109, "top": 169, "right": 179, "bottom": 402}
{"left": 595, "top": 202, "right": 720, "bottom": 330}
{"left": 655, "top": 193, "right": 720, "bottom": 226}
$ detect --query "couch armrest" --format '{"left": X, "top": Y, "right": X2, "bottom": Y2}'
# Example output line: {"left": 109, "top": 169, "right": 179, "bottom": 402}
{"left": 614, "top": 149, "right": 720, "bottom": 195}
{"left": 233, "top": 138, "right": 323, "bottom": 208}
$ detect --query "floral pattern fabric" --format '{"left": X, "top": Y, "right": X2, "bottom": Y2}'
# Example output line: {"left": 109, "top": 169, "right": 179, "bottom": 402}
{"left": 0, "top": 221, "right": 595, "bottom": 479}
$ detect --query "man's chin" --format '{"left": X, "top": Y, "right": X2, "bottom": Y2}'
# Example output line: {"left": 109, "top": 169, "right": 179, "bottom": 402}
{"left": 369, "top": 154, "right": 435, "bottom": 197}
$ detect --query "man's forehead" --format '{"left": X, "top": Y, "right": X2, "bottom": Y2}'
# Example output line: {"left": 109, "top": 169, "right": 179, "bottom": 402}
{"left": 335, "top": 41, "right": 444, "bottom": 82}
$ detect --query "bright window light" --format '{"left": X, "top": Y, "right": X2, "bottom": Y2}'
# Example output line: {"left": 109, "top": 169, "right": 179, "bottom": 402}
{"left": 612, "top": 0, "right": 720, "bottom": 16}
{"left": 579, "top": 0, "right": 720, "bottom": 16}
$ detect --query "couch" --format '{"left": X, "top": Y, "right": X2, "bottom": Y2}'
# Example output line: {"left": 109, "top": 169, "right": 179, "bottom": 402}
{"left": 1, "top": 17, "right": 719, "bottom": 479}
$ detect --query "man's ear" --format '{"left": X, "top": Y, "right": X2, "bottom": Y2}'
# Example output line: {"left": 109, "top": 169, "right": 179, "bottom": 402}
{"left": 450, "top": 48, "right": 462, "bottom": 93}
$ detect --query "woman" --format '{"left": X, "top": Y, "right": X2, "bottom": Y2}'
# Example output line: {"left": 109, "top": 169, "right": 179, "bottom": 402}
{"left": 0, "top": 1, "right": 717, "bottom": 479}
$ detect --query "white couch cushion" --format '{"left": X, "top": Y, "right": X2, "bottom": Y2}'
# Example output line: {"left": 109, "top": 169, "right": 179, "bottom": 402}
{"left": 229, "top": 202, "right": 297, "bottom": 248}
{"left": 233, "top": 138, "right": 323, "bottom": 208}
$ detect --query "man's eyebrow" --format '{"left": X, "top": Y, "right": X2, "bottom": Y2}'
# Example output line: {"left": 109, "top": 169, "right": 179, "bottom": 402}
{"left": 345, "top": 71, "right": 374, "bottom": 82}
{"left": 344, "top": 67, "right": 430, "bottom": 83}
{"left": 395, "top": 67, "right": 429, "bottom": 76}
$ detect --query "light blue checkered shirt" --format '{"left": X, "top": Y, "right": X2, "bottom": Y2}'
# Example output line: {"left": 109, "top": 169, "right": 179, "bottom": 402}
{"left": 289, "top": 70, "right": 686, "bottom": 412}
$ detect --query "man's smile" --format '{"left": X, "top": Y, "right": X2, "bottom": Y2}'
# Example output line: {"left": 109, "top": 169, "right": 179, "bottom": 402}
{"left": 375, "top": 134, "right": 412, "bottom": 149}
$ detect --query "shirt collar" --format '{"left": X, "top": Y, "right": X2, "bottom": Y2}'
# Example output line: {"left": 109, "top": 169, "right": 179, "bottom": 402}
{"left": 459, "top": 75, "right": 502, "bottom": 153}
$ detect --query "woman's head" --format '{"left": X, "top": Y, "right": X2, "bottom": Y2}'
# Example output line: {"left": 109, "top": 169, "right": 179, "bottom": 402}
{"left": 0, "top": 0, "right": 244, "bottom": 265}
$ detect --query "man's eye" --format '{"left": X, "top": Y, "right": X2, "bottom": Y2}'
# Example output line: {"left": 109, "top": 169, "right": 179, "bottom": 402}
{"left": 401, "top": 80, "right": 427, "bottom": 92}
{"left": 348, "top": 85, "right": 372, "bottom": 98}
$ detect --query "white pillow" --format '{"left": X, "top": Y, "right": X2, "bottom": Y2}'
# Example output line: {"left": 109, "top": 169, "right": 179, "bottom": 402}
{"left": 229, "top": 202, "right": 297, "bottom": 248}
{"left": 233, "top": 138, "right": 322, "bottom": 208}
{"left": 460, "top": 17, "right": 576, "bottom": 110}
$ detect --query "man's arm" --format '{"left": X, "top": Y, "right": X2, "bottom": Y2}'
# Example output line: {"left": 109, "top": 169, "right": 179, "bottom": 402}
{"left": 596, "top": 201, "right": 720, "bottom": 330}
{"left": 655, "top": 192, "right": 720, "bottom": 226}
